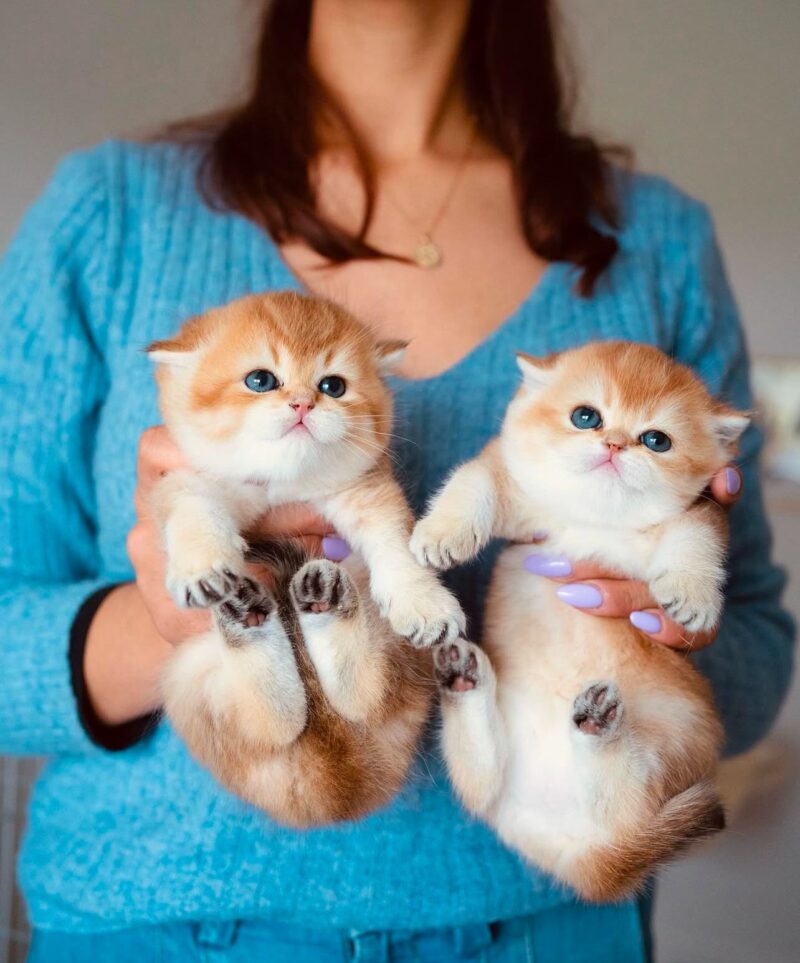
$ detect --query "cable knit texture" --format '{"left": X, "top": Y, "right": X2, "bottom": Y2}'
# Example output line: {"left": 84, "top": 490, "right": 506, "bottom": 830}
{"left": 0, "top": 141, "right": 793, "bottom": 936}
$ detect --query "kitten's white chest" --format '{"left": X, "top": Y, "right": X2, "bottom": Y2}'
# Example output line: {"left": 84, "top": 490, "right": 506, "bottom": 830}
{"left": 539, "top": 518, "right": 656, "bottom": 579}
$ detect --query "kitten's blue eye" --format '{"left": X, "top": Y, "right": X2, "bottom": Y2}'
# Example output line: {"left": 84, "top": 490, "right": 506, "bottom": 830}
{"left": 319, "top": 375, "right": 346, "bottom": 398}
{"left": 244, "top": 369, "right": 279, "bottom": 393}
{"left": 571, "top": 406, "right": 603, "bottom": 430}
{"left": 640, "top": 430, "right": 672, "bottom": 452}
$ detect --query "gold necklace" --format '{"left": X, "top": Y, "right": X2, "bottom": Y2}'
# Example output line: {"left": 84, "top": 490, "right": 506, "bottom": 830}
{"left": 383, "top": 120, "right": 478, "bottom": 270}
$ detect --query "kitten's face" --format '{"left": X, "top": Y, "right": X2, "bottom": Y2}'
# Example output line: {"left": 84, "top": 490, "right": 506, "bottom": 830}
{"left": 503, "top": 342, "right": 749, "bottom": 528}
{"left": 149, "top": 292, "right": 404, "bottom": 485}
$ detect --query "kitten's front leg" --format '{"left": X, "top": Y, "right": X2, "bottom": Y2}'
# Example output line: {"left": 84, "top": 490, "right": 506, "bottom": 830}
{"left": 319, "top": 477, "right": 465, "bottom": 648}
{"left": 411, "top": 457, "right": 499, "bottom": 569}
{"left": 434, "top": 639, "right": 507, "bottom": 815}
{"left": 152, "top": 470, "right": 258, "bottom": 608}
{"left": 646, "top": 503, "right": 729, "bottom": 634}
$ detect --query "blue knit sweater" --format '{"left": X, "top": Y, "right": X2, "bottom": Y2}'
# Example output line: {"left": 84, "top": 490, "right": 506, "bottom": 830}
{"left": 0, "top": 141, "right": 793, "bottom": 937}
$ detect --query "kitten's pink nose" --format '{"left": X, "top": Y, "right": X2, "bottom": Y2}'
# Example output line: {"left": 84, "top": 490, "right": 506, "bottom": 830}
{"left": 604, "top": 432, "right": 628, "bottom": 453}
{"left": 289, "top": 400, "right": 315, "bottom": 418}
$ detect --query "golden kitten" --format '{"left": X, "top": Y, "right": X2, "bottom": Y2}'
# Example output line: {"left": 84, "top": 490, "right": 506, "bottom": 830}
{"left": 411, "top": 341, "right": 750, "bottom": 900}
{"left": 148, "top": 291, "right": 463, "bottom": 645}
{"left": 149, "top": 291, "right": 457, "bottom": 824}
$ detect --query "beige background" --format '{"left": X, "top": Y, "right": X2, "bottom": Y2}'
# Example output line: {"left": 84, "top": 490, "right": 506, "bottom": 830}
{"left": 0, "top": 2, "right": 798, "bottom": 962}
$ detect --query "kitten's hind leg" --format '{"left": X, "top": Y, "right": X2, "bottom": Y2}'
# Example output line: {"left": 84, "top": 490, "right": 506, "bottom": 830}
{"left": 290, "top": 560, "right": 390, "bottom": 724}
{"left": 434, "top": 639, "right": 507, "bottom": 815}
{"left": 212, "top": 578, "right": 308, "bottom": 746}
{"left": 572, "top": 681, "right": 623, "bottom": 739}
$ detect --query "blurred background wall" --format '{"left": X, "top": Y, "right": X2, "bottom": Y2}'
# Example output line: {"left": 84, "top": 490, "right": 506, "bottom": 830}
{"left": 0, "top": 2, "right": 798, "bottom": 962}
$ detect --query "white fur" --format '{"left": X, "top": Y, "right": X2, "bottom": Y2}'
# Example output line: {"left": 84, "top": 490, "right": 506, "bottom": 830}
{"left": 414, "top": 350, "right": 739, "bottom": 897}
{"left": 151, "top": 337, "right": 463, "bottom": 643}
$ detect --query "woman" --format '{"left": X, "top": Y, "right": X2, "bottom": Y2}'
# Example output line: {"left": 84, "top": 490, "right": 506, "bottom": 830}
{"left": 0, "top": 0, "right": 793, "bottom": 960}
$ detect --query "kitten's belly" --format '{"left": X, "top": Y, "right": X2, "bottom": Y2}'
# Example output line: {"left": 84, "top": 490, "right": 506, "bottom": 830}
{"left": 495, "top": 682, "right": 591, "bottom": 840}
{"left": 485, "top": 544, "right": 620, "bottom": 845}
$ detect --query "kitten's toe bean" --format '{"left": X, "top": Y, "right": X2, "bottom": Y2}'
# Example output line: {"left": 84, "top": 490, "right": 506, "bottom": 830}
{"left": 214, "top": 580, "right": 276, "bottom": 640}
{"left": 433, "top": 638, "right": 484, "bottom": 693}
{"left": 572, "top": 681, "right": 623, "bottom": 738}
{"left": 290, "top": 560, "right": 358, "bottom": 618}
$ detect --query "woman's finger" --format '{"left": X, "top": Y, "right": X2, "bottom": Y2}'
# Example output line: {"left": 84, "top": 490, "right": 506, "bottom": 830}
{"left": 523, "top": 553, "right": 621, "bottom": 583}
{"left": 138, "top": 425, "right": 187, "bottom": 482}
{"left": 135, "top": 426, "right": 188, "bottom": 519}
{"left": 709, "top": 464, "right": 743, "bottom": 509}
{"left": 629, "top": 608, "right": 717, "bottom": 651}
{"left": 322, "top": 536, "right": 352, "bottom": 561}
{"left": 553, "top": 578, "right": 656, "bottom": 617}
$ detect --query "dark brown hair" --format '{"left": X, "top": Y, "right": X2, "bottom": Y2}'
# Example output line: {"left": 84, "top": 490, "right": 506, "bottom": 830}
{"left": 172, "top": 0, "right": 624, "bottom": 295}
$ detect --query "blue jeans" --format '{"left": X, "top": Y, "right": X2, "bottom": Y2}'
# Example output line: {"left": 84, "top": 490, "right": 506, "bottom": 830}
{"left": 29, "top": 900, "right": 654, "bottom": 962}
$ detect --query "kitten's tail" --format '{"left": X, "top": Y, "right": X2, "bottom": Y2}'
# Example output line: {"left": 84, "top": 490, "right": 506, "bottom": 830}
{"left": 566, "top": 779, "right": 725, "bottom": 903}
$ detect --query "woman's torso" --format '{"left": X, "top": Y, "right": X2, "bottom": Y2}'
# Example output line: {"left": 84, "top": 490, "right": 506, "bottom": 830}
{"left": 20, "top": 140, "right": 693, "bottom": 941}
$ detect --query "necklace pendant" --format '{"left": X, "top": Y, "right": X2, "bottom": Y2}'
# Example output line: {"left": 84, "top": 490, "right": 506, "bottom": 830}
{"left": 414, "top": 234, "right": 443, "bottom": 269}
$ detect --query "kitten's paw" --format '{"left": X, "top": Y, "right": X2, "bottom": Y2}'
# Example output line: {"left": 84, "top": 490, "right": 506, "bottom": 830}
{"left": 382, "top": 578, "right": 466, "bottom": 648}
{"left": 650, "top": 572, "right": 723, "bottom": 634}
{"left": 214, "top": 578, "right": 276, "bottom": 638}
{"left": 290, "top": 560, "right": 358, "bottom": 617}
{"left": 572, "top": 681, "right": 623, "bottom": 738}
{"left": 433, "top": 638, "right": 488, "bottom": 693}
{"left": 410, "top": 517, "right": 482, "bottom": 570}
{"left": 166, "top": 533, "right": 248, "bottom": 609}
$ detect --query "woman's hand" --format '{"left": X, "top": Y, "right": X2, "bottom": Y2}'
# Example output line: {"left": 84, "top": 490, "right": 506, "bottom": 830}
{"left": 84, "top": 426, "right": 342, "bottom": 728}
{"left": 127, "top": 425, "right": 338, "bottom": 646}
{"left": 523, "top": 465, "right": 743, "bottom": 651}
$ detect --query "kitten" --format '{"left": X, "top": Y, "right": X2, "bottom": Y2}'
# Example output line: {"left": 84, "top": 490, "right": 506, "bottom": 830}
{"left": 148, "top": 291, "right": 463, "bottom": 645}
{"left": 162, "top": 541, "right": 432, "bottom": 825}
{"left": 149, "top": 291, "right": 459, "bottom": 824}
{"left": 411, "top": 341, "right": 750, "bottom": 900}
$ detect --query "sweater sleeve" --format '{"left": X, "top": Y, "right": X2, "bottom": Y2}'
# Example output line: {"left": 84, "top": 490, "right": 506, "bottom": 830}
{"left": 672, "top": 202, "right": 795, "bottom": 756}
{"left": 0, "top": 150, "right": 119, "bottom": 755}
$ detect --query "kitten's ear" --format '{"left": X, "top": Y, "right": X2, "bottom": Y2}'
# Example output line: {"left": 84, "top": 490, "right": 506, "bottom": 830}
{"left": 146, "top": 338, "right": 197, "bottom": 368}
{"left": 516, "top": 351, "right": 559, "bottom": 394}
{"left": 375, "top": 339, "right": 409, "bottom": 375}
{"left": 712, "top": 406, "right": 751, "bottom": 449}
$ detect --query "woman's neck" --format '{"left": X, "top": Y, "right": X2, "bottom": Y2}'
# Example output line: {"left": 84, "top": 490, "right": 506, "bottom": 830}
{"left": 308, "top": 0, "right": 472, "bottom": 163}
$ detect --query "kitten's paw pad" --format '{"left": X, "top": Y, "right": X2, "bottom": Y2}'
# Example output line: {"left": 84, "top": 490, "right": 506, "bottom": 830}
{"left": 433, "top": 638, "right": 484, "bottom": 693}
{"left": 385, "top": 582, "right": 466, "bottom": 648}
{"left": 166, "top": 535, "right": 248, "bottom": 609}
{"left": 410, "top": 519, "right": 482, "bottom": 570}
{"left": 650, "top": 573, "right": 723, "bottom": 634}
{"left": 573, "top": 682, "right": 623, "bottom": 737}
{"left": 214, "top": 578, "right": 275, "bottom": 631}
{"left": 290, "top": 560, "right": 358, "bottom": 617}
{"left": 168, "top": 567, "right": 244, "bottom": 609}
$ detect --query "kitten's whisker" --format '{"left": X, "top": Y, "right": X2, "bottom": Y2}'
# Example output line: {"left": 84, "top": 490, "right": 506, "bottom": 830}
{"left": 345, "top": 424, "right": 419, "bottom": 449}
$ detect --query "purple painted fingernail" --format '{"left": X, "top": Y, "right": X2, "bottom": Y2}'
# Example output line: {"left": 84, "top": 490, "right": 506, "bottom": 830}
{"left": 725, "top": 467, "right": 741, "bottom": 496}
{"left": 630, "top": 611, "right": 663, "bottom": 634}
{"left": 322, "top": 536, "right": 351, "bottom": 561}
{"left": 555, "top": 583, "right": 603, "bottom": 609}
{"left": 531, "top": 530, "right": 549, "bottom": 543}
{"left": 524, "top": 554, "right": 573, "bottom": 578}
